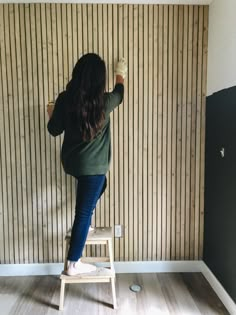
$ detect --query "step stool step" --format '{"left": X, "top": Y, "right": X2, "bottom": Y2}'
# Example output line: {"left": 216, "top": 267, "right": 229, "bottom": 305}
{"left": 60, "top": 267, "right": 115, "bottom": 281}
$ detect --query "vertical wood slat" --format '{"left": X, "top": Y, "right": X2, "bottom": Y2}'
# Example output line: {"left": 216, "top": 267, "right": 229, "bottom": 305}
{"left": 101, "top": 3, "right": 108, "bottom": 259}
{"left": 51, "top": 3, "right": 59, "bottom": 262}
{"left": 113, "top": 4, "right": 120, "bottom": 261}
{"left": 123, "top": 4, "right": 129, "bottom": 262}
{"left": 117, "top": 3, "right": 124, "bottom": 261}
{"left": 45, "top": 4, "right": 53, "bottom": 263}
{"left": 0, "top": 3, "right": 208, "bottom": 264}
{"left": 147, "top": 5, "right": 153, "bottom": 261}
{"left": 185, "top": 5, "right": 193, "bottom": 260}
{"left": 31, "top": 3, "right": 42, "bottom": 263}
{"left": 38, "top": 3, "right": 47, "bottom": 262}
{"left": 171, "top": 5, "right": 178, "bottom": 260}
{"left": 199, "top": 6, "right": 209, "bottom": 258}
{"left": 132, "top": 4, "right": 139, "bottom": 262}
{"left": 167, "top": 4, "right": 173, "bottom": 261}
{"left": 176, "top": 5, "right": 183, "bottom": 260}
{"left": 8, "top": 4, "right": 19, "bottom": 264}
{"left": 11, "top": 3, "right": 21, "bottom": 263}
{"left": 195, "top": 5, "right": 204, "bottom": 260}
{"left": 142, "top": 4, "right": 148, "bottom": 261}
{"left": 60, "top": 3, "right": 67, "bottom": 260}
{"left": 105, "top": 3, "right": 112, "bottom": 260}
{"left": 2, "top": 4, "right": 14, "bottom": 263}
{"left": 152, "top": 4, "right": 158, "bottom": 261}
{"left": 181, "top": 5, "right": 188, "bottom": 260}
{"left": 157, "top": 4, "right": 163, "bottom": 260}
{"left": 18, "top": 4, "right": 29, "bottom": 263}
{"left": 138, "top": 4, "right": 144, "bottom": 261}
{"left": 190, "top": 5, "right": 198, "bottom": 260}
{"left": 0, "top": 4, "right": 8, "bottom": 263}
{"left": 25, "top": 4, "right": 34, "bottom": 263}
{"left": 35, "top": 3, "right": 44, "bottom": 263}
{"left": 162, "top": 4, "right": 168, "bottom": 260}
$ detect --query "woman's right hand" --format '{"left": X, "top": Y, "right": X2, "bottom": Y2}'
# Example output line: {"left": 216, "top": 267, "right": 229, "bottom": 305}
{"left": 115, "top": 58, "right": 127, "bottom": 79}
{"left": 47, "top": 101, "right": 55, "bottom": 119}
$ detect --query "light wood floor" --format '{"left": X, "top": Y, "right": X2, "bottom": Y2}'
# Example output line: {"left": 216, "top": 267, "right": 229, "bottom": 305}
{"left": 0, "top": 273, "right": 229, "bottom": 315}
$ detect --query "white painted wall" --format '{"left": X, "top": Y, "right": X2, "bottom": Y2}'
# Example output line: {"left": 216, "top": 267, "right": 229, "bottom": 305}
{"left": 207, "top": 0, "right": 236, "bottom": 95}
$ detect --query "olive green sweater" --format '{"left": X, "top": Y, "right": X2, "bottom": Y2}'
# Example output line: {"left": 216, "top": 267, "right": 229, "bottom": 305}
{"left": 47, "top": 84, "right": 124, "bottom": 177}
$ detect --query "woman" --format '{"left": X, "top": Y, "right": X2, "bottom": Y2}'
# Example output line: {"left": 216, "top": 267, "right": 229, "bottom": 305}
{"left": 47, "top": 53, "right": 127, "bottom": 275}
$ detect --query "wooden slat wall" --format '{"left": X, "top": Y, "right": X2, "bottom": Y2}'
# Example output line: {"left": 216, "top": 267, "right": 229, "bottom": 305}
{"left": 0, "top": 3, "right": 208, "bottom": 263}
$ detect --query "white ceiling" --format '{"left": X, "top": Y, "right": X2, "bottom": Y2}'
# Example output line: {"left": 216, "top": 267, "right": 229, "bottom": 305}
{"left": 0, "top": 0, "right": 214, "bottom": 4}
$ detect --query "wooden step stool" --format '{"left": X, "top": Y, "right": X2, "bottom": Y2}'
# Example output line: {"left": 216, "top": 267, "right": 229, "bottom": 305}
{"left": 59, "top": 227, "right": 117, "bottom": 311}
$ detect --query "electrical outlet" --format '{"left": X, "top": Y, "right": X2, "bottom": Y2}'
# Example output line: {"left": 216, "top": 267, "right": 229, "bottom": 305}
{"left": 114, "top": 225, "right": 123, "bottom": 238}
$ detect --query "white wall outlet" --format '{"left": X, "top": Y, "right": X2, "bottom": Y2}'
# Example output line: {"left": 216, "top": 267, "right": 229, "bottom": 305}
{"left": 114, "top": 225, "right": 123, "bottom": 238}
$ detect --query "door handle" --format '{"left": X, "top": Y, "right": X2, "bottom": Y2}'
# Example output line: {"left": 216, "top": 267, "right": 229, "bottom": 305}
{"left": 220, "top": 147, "right": 225, "bottom": 158}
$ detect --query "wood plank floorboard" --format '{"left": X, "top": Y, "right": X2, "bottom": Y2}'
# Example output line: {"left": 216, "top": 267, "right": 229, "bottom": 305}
{"left": 0, "top": 273, "right": 229, "bottom": 315}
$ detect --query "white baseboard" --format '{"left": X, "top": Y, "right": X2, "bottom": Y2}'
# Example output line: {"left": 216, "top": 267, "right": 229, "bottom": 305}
{"left": 111, "top": 260, "right": 202, "bottom": 273}
{"left": 0, "top": 260, "right": 201, "bottom": 276}
{"left": 0, "top": 263, "right": 65, "bottom": 277}
{"left": 0, "top": 260, "right": 235, "bottom": 314}
{"left": 200, "top": 261, "right": 236, "bottom": 315}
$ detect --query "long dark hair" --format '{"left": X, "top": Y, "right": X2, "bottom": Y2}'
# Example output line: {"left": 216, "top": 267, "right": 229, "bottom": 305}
{"left": 66, "top": 53, "right": 106, "bottom": 141}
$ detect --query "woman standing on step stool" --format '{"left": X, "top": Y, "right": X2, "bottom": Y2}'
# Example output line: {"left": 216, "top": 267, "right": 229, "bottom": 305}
{"left": 47, "top": 53, "right": 127, "bottom": 276}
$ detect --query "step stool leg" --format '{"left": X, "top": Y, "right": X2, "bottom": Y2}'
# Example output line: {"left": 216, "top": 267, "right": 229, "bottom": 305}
{"left": 59, "top": 279, "right": 65, "bottom": 311}
{"left": 64, "top": 240, "right": 69, "bottom": 271}
{"left": 111, "top": 277, "right": 117, "bottom": 309}
{"left": 108, "top": 239, "right": 115, "bottom": 272}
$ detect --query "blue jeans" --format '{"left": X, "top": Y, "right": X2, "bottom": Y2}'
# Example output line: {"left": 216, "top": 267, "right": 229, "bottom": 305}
{"left": 67, "top": 175, "right": 106, "bottom": 261}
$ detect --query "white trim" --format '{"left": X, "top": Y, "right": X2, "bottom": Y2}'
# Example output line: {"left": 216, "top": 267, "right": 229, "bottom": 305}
{"left": 112, "top": 260, "right": 202, "bottom": 273}
{"left": 0, "top": 1, "right": 213, "bottom": 5}
{"left": 0, "top": 263, "right": 65, "bottom": 276}
{"left": 0, "top": 260, "right": 235, "bottom": 314}
{"left": 200, "top": 261, "right": 236, "bottom": 315}
{"left": 0, "top": 260, "right": 201, "bottom": 276}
